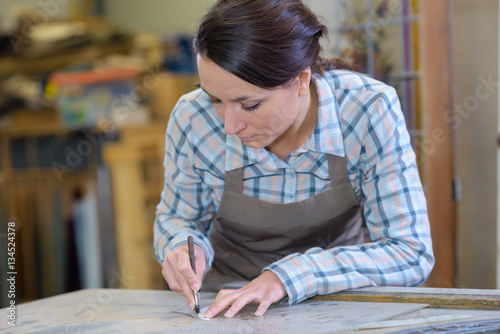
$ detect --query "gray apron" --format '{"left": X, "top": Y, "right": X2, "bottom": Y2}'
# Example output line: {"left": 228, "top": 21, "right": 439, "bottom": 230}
{"left": 202, "top": 154, "right": 364, "bottom": 291}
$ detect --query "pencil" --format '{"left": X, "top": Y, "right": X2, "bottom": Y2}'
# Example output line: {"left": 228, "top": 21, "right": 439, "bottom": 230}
{"left": 187, "top": 236, "right": 200, "bottom": 313}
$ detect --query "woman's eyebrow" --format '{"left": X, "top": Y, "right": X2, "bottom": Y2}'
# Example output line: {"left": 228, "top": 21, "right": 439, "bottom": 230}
{"left": 198, "top": 85, "right": 255, "bottom": 102}
{"left": 199, "top": 86, "right": 218, "bottom": 99}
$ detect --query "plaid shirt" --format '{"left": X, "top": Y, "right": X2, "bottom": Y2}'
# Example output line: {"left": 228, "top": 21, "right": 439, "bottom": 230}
{"left": 154, "top": 70, "right": 434, "bottom": 305}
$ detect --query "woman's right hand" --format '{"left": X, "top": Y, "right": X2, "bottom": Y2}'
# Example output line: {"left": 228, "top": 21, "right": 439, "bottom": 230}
{"left": 162, "top": 242, "right": 207, "bottom": 310}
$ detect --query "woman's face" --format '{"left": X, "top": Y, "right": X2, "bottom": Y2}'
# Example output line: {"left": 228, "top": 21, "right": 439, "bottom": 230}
{"left": 197, "top": 55, "right": 311, "bottom": 150}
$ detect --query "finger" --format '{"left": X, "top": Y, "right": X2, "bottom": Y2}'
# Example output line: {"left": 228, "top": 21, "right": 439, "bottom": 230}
{"left": 255, "top": 297, "right": 273, "bottom": 317}
{"left": 177, "top": 251, "right": 201, "bottom": 291}
{"left": 204, "top": 289, "right": 236, "bottom": 318}
{"left": 163, "top": 254, "right": 195, "bottom": 309}
{"left": 162, "top": 261, "right": 181, "bottom": 293}
{"left": 173, "top": 259, "right": 197, "bottom": 309}
{"left": 224, "top": 292, "right": 256, "bottom": 318}
{"left": 175, "top": 271, "right": 196, "bottom": 309}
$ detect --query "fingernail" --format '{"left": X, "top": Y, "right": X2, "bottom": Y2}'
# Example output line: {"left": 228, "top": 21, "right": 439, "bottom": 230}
{"left": 192, "top": 283, "right": 200, "bottom": 291}
{"left": 205, "top": 311, "right": 212, "bottom": 318}
{"left": 255, "top": 310, "right": 264, "bottom": 316}
{"left": 224, "top": 310, "right": 232, "bottom": 317}
{"left": 189, "top": 303, "right": 194, "bottom": 310}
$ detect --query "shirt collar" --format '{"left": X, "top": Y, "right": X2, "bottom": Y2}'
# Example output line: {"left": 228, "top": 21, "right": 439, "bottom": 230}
{"left": 307, "top": 73, "right": 346, "bottom": 157}
{"left": 224, "top": 72, "right": 345, "bottom": 172}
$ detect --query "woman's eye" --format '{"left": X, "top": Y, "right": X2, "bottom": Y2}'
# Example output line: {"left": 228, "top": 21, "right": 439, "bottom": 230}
{"left": 242, "top": 103, "right": 260, "bottom": 112}
{"left": 207, "top": 97, "right": 260, "bottom": 112}
{"left": 207, "top": 98, "right": 223, "bottom": 105}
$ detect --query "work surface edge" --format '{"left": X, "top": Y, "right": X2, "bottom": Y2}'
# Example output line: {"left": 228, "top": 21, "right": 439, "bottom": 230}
{"left": 312, "top": 286, "right": 500, "bottom": 310}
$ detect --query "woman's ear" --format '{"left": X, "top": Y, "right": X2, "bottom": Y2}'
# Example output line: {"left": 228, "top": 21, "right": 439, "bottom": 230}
{"left": 297, "top": 67, "right": 312, "bottom": 98}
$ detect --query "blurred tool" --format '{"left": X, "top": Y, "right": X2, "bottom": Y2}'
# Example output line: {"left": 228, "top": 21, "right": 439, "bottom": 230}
{"left": 187, "top": 236, "right": 200, "bottom": 313}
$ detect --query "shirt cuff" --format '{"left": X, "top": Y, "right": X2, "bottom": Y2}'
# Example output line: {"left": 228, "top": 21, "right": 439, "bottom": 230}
{"left": 161, "top": 231, "right": 214, "bottom": 274}
{"left": 263, "top": 253, "right": 317, "bottom": 305}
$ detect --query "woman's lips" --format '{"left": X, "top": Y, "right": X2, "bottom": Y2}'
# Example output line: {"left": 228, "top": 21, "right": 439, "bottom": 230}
{"left": 238, "top": 135, "right": 256, "bottom": 142}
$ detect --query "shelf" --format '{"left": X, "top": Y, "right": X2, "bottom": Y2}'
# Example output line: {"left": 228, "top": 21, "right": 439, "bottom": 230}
{"left": 0, "top": 38, "right": 132, "bottom": 77}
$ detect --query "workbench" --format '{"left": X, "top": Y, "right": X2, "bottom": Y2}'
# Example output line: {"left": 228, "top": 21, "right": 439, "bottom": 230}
{"left": 1, "top": 287, "right": 499, "bottom": 333}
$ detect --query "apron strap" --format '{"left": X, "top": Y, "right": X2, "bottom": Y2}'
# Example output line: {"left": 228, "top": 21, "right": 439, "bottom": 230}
{"left": 224, "top": 168, "right": 243, "bottom": 194}
{"left": 327, "top": 154, "right": 349, "bottom": 187}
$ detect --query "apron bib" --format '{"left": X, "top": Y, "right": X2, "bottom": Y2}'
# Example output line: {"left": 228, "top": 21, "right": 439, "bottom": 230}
{"left": 203, "top": 154, "right": 363, "bottom": 291}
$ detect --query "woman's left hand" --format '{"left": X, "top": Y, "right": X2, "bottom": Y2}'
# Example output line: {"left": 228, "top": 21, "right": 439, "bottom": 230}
{"left": 203, "top": 270, "right": 287, "bottom": 318}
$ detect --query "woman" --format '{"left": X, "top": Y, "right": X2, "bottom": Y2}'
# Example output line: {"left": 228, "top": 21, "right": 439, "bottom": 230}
{"left": 154, "top": 0, "right": 434, "bottom": 318}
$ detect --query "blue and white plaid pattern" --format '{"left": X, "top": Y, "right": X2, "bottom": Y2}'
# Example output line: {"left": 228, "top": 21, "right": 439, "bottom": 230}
{"left": 154, "top": 70, "right": 434, "bottom": 305}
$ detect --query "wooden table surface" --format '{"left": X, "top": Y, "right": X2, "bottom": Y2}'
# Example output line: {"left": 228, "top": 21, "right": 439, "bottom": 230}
{"left": 1, "top": 287, "right": 499, "bottom": 334}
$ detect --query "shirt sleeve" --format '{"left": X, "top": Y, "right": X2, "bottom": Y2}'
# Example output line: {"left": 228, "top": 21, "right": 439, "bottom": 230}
{"left": 264, "top": 87, "right": 435, "bottom": 305}
{"left": 154, "top": 99, "right": 215, "bottom": 271}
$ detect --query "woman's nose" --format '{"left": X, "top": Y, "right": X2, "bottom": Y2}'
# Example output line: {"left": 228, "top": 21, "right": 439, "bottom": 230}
{"left": 224, "top": 107, "right": 246, "bottom": 135}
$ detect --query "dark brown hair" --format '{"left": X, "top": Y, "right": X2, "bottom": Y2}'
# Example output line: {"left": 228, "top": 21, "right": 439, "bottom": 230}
{"left": 193, "top": 0, "right": 347, "bottom": 88}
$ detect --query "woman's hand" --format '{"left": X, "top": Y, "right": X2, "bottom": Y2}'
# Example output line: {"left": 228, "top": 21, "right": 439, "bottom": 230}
{"left": 204, "top": 270, "right": 287, "bottom": 318}
{"left": 162, "top": 243, "right": 206, "bottom": 310}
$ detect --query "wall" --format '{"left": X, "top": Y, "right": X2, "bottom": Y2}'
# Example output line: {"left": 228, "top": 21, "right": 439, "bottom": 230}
{"left": 102, "top": 0, "right": 214, "bottom": 37}
{"left": 0, "top": 0, "right": 78, "bottom": 32}
{"left": 0, "top": 0, "right": 214, "bottom": 37}
{"left": 306, "top": 0, "right": 339, "bottom": 57}
{"left": 498, "top": 0, "right": 500, "bottom": 290}
{"left": 453, "top": 0, "right": 499, "bottom": 289}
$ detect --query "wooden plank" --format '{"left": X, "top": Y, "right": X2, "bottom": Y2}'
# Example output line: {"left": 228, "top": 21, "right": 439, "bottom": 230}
{"left": 0, "top": 109, "right": 66, "bottom": 138}
{"left": 420, "top": 0, "right": 456, "bottom": 288}
{"left": 19, "top": 177, "right": 38, "bottom": 301}
{"left": 0, "top": 39, "right": 132, "bottom": 77}
{"left": 313, "top": 287, "right": 500, "bottom": 310}
{"left": 102, "top": 145, "right": 151, "bottom": 289}
{"left": 0, "top": 136, "right": 12, "bottom": 179}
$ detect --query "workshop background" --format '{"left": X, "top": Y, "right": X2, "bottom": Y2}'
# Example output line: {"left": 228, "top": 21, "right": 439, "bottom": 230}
{"left": 0, "top": 0, "right": 498, "bottom": 307}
